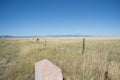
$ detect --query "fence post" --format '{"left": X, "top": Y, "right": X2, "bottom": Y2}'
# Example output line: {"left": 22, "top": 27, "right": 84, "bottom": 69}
{"left": 82, "top": 38, "right": 85, "bottom": 54}
{"left": 36, "top": 38, "right": 39, "bottom": 43}
{"left": 45, "top": 39, "right": 46, "bottom": 46}
{"left": 35, "top": 59, "right": 63, "bottom": 80}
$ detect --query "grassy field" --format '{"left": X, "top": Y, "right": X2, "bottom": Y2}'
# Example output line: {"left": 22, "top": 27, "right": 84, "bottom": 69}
{"left": 0, "top": 37, "right": 120, "bottom": 80}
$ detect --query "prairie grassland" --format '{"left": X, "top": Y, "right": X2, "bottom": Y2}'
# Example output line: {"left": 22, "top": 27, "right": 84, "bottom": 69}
{"left": 0, "top": 37, "right": 120, "bottom": 80}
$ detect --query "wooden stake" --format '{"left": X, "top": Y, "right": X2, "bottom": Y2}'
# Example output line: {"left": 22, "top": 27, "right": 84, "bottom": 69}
{"left": 82, "top": 38, "right": 85, "bottom": 54}
{"left": 45, "top": 39, "right": 46, "bottom": 46}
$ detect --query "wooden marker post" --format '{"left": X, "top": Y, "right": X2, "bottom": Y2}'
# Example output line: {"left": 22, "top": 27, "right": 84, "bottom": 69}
{"left": 36, "top": 38, "right": 39, "bottom": 43}
{"left": 45, "top": 39, "right": 46, "bottom": 46}
{"left": 82, "top": 38, "right": 85, "bottom": 54}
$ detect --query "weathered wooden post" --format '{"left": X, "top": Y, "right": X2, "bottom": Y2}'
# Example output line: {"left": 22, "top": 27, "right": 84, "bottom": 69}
{"left": 82, "top": 38, "right": 85, "bottom": 54}
{"left": 36, "top": 38, "right": 39, "bottom": 43}
{"left": 35, "top": 59, "right": 63, "bottom": 80}
{"left": 45, "top": 39, "right": 46, "bottom": 46}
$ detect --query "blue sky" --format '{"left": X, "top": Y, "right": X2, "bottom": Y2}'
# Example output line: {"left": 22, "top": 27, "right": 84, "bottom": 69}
{"left": 0, "top": 0, "right": 120, "bottom": 36}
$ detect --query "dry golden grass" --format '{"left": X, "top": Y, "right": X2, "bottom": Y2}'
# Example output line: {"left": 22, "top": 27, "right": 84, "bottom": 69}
{"left": 0, "top": 37, "right": 120, "bottom": 80}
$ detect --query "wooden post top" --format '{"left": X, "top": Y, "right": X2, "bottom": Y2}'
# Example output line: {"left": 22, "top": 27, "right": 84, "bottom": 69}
{"left": 35, "top": 59, "right": 63, "bottom": 80}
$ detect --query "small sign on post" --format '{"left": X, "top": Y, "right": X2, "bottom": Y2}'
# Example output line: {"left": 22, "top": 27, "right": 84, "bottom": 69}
{"left": 35, "top": 59, "right": 63, "bottom": 80}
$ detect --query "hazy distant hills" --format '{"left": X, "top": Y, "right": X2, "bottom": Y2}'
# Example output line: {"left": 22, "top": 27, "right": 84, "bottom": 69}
{"left": 0, "top": 35, "right": 94, "bottom": 38}
{"left": 0, "top": 35, "right": 14, "bottom": 38}
{"left": 44, "top": 35, "right": 92, "bottom": 37}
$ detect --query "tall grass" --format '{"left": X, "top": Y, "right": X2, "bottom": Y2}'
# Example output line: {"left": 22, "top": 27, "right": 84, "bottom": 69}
{"left": 0, "top": 37, "right": 120, "bottom": 80}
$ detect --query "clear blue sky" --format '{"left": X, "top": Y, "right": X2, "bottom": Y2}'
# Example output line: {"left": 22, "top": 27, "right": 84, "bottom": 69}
{"left": 0, "top": 0, "right": 120, "bottom": 36}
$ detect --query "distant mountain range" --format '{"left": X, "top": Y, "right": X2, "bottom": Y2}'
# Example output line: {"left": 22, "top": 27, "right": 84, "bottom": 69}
{"left": 0, "top": 35, "right": 14, "bottom": 38}
{"left": 0, "top": 35, "right": 100, "bottom": 38}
